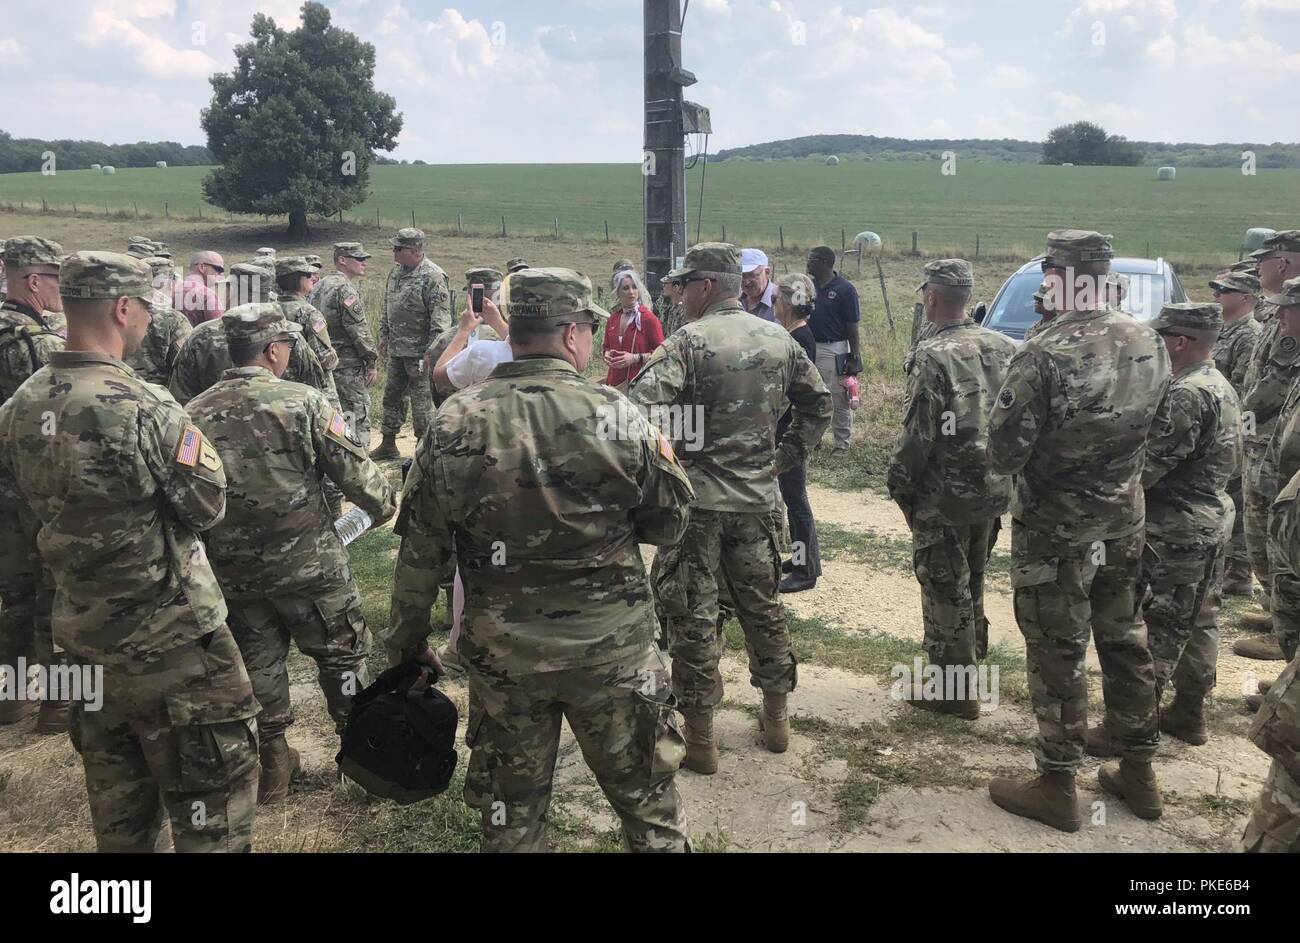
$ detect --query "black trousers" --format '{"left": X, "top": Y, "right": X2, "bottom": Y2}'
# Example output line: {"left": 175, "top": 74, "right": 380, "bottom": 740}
{"left": 778, "top": 459, "right": 821, "bottom": 579}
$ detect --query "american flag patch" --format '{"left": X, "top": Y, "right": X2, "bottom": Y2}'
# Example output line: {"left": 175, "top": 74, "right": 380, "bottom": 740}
{"left": 328, "top": 411, "right": 347, "bottom": 439}
{"left": 176, "top": 426, "right": 201, "bottom": 467}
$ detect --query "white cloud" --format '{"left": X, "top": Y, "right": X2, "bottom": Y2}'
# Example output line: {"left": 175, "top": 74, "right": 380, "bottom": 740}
{"left": 1146, "top": 34, "right": 1177, "bottom": 68}
{"left": 0, "top": 38, "right": 28, "bottom": 65}
{"left": 987, "top": 64, "right": 1035, "bottom": 89}
{"left": 77, "top": 9, "right": 218, "bottom": 78}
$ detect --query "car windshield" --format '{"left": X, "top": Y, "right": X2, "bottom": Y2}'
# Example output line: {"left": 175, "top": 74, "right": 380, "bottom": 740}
{"left": 986, "top": 266, "right": 1171, "bottom": 331}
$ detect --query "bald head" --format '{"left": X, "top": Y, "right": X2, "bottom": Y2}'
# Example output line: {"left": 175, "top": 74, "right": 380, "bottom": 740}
{"left": 189, "top": 251, "right": 225, "bottom": 282}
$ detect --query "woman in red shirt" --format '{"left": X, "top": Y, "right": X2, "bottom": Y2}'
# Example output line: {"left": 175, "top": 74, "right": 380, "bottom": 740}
{"left": 602, "top": 269, "right": 664, "bottom": 391}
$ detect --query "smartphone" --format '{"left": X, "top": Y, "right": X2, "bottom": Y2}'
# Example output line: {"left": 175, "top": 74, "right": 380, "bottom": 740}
{"left": 471, "top": 283, "right": 484, "bottom": 314}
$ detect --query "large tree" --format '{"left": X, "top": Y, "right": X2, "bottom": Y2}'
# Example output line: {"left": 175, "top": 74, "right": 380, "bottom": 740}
{"left": 200, "top": 2, "right": 402, "bottom": 237}
{"left": 1042, "top": 121, "right": 1144, "bottom": 167}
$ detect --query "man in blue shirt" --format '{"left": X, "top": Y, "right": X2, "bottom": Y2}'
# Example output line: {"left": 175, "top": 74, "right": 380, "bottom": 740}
{"left": 807, "top": 246, "right": 862, "bottom": 451}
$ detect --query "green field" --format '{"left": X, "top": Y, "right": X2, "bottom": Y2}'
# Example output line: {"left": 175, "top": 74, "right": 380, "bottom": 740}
{"left": 0, "top": 161, "right": 1295, "bottom": 260}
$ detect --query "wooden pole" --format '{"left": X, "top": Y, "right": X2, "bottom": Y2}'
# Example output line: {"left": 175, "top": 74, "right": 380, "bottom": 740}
{"left": 554, "top": 217, "right": 560, "bottom": 239}
{"left": 457, "top": 213, "right": 463, "bottom": 234}
{"left": 722, "top": 223, "right": 727, "bottom": 242}
{"left": 165, "top": 202, "right": 169, "bottom": 219}
{"left": 605, "top": 221, "right": 610, "bottom": 243}
{"left": 877, "top": 256, "right": 896, "bottom": 337}
{"left": 411, "top": 209, "right": 416, "bottom": 227}
{"left": 912, "top": 231, "right": 919, "bottom": 256}
{"left": 780, "top": 226, "right": 785, "bottom": 251}
{"left": 976, "top": 234, "right": 980, "bottom": 258}
{"left": 501, "top": 216, "right": 507, "bottom": 237}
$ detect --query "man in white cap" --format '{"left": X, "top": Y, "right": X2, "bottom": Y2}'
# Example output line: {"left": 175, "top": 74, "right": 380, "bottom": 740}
{"left": 740, "top": 248, "right": 778, "bottom": 323}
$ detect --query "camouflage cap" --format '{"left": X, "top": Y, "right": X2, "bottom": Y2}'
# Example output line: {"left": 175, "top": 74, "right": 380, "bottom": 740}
{"left": 505, "top": 257, "right": 529, "bottom": 274}
{"left": 231, "top": 261, "right": 271, "bottom": 278}
{"left": 1261, "top": 230, "right": 1300, "bottom": 256}
{"left": 777, "top": 272, "right": 817, "bottom": 308}
{"left": 275, "top": 256, "right": 318, "bottom": 278}
{"left": 304, "top": 254, "right": 322, "bottom": 268}
{"left": 222, "top": 303, "right": 303, "bottom": 348}
{"left": 1032, "top": 280, "right": 1051, "bottom": 303}
{"left": 677, "top": 242, "right": 741, "bottom": 277}
{"left": 506, "top": 267, "right": 609, "bottom": 325}
{"left": 1044, "top": 229, "right": 1114, "bottom": 267}
{"left": 391, "top": 228, "right": 425, "bottom": 249}
{"left": 240, "top": 257, "right": 275, "bottom": 276}
{"left": 465, "top": 267, "right": 504, "bottom": 289}
{"left": 1229, "top": 260, "right": 1260, "bottom": 276}
{"left": 1149, "top": 302, "right": 1224, "bottom": 337}
{"left": 58, "top": 250, "right": 168, "bottom": 308}
{"left": 918, "top": 258, "right": 973, "bottom": 292}
{"left": 4, "top": 235, "right": 64, "bottom": 270}
{"left": 1210, "top": 272, "right": 1261, "bottom": 295}
{"left": 1264, "top": 276, "right": 1300, "bottom": 309}
{"left": 125, "top": 240, "right": 159, "bottom": 259}
{"left": 139, "top": 256, "right": 177, "bottom": 281}
{"left": 255, "top": 247, "right": 277, "bottom": 258}
{"left": 334, "top": 242, "right": 371, "bottom": 260}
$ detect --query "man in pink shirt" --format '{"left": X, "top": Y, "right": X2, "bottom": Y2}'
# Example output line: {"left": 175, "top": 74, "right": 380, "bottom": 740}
{"left": 175, "top": 251, "right": 226, "bottom": 327}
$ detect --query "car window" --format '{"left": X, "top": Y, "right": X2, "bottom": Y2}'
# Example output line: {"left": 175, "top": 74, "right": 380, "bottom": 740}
{"left": 985, "top": 271, "right": 1041, "bottom": 332}
{"left": 1119, "top": 272, "right": 1168, "bottom": 321}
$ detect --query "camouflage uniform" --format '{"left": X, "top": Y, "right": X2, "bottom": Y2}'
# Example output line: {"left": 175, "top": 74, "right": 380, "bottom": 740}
{"left": 168, "top": 316, "right": 330, "bottom": 405}
{"left": 389, "top": 268, "right": 693, "bottom": 852}
{"left": 276, "top": 257, "right": 340, "bottom": 407}
{"left": 1023, "top": 280, "right": 1059, "bottom": 342}
{"left": 888, "top": 261, "right": 1016, "bottom": 673}
{"left": 1141, "top": 307, "right": 1241, "bottom": 698}
{"left": 1211, "top": 273, "right": 1262, "bottom": 587}
{"left": 989, "top": 231, "right": 1171, "bottom": 775}
{"left": 0, "top": 252, "right": 257, "bottom": 852}
{"left": 314, "top": 244, "right": 379, "bottom": 446}
{"left": 187, "top": 307, "right": 395, "bottom": 748}
{"left": 379, "top": 229, "right": 451, "bottom": 442}
{"left": 629, "top": 244, "right": 832, "bottom": 714}
{"left": 123, "top": 256, "right": 191, "bottom": 386}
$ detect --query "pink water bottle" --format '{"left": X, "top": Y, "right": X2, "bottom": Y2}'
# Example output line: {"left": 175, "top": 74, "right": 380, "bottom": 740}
{"left": 842, "top": 374, "right": 861, "bottom": 410}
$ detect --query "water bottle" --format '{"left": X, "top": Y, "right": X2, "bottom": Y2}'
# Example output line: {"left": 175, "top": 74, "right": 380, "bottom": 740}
{"left": 842, "top": 374, "right": 861, "bottom": 410}
{"left": 334, "top": 507, "right": 374, "bottom": 547}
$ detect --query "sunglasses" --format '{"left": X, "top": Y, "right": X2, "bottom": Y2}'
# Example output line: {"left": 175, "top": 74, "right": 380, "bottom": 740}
{"left": 1212, "top": 287, "right": 1243, "bottom": 296}
{"left": 1040, "top": 260, "right": 1067, "bottom": 273}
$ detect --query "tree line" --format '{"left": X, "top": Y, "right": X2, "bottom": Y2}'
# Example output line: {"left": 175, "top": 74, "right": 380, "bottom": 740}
{"left": 0, "top": 130, "right": 214, "bottom": 174}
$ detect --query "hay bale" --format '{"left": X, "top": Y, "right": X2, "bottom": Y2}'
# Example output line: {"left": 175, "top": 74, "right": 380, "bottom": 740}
{"left": 155, "top": 161, "right": 168, "bottom": 169}
{"left": 90, "top": 163, "right": 101, "bottom": 171}
{"left": 825, "top": 155, "right": 840, "bottom": 166}
{"left": 853, "top": 231, "right": 882, "bottom": 256}
{"left": 1156, "top": 166, "right": 1177, "bottom": 181}
{"left": 1245, "top": 228, "right": 1277, "bottom": 253}
{"left": 101, "top": 166, "right": 116, "bottom": 175}
{"left": 1061, "top": 162, "right": 1074, "bottom": 167}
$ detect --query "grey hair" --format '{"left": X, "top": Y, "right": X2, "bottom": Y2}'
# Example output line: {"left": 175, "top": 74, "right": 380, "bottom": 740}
{"left": 612, "top": 269, "right": 651, "bottom": 308}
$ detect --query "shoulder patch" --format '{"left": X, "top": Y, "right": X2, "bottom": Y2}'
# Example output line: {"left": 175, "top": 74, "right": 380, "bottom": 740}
{"left": 343, "top": 294, "right": 359, "bottom": 310}
{"left": 657, "top": 430, "right": 677, "bottom": 464}
{"left": 998, "top": 388, "right": 1016, "bottom": 409}
{"left": 1282, "top": 336, "right": 1298, "bottom": 355}
{"left": 310, "top": 313, "right": 327, "bottom": 334}
{"left": 199, "top": 437, "right": 222, "bottom": 471}
{"left": 176, "top": 425, "right": 202, "bottom": 467}
{"left": 328, "top": 410, "right": 348, "bottom": 440}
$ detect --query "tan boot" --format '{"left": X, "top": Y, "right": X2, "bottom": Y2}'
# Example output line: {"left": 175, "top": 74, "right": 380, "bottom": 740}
{"left": 1098, "top": 759, "right": 1163, "bottom": 820}
{"left": 0, "top": 698, "right": 37, "bottom": 726}
{"left": 904, "top": 658, "right": 981, "bottom": 720}
{"left": 35, "top": 701, "right": 69, "bottom": 735}
{"left": 1220, "top": 577, "right": 1254, "bottom": 597}
{"left": 368, "top": 435, "right": 400, "bottom": 460}
{"left": 1244, "top": 693, "right": 1264, "bottom": 712}
{"left": 760, "top": 692, "right": 790, "bottom": 753}
{"left": 1233, "top": 635, "right": 1285, "bottom": 660}
{"left": 681, "top": 709, "right": 719, "bottom": 775}
{"left": 1258, "top": 679, "right": 1274, "bottom": 695}
{"left": 1159, "top": 689, "right": 1207, "bottom": 746}
{"left": 257, "top": 736, "right": 296, "bottom": 804}
{"left": 1084, "top": 722, "right": 1119, "bottom": 758}
{"left": 1239, "top": 611, "right": 1273, "bottom": 632}
{"left": 989, "top": 772, "right": 1081, "bottom": 833}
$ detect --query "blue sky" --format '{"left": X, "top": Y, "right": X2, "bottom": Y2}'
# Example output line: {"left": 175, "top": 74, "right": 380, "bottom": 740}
{"left": 2, "top": 0, "right": 1298, "bottom": 162}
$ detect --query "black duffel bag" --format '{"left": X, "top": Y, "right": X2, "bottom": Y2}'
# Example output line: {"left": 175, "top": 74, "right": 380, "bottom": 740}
{"left": 336, "top": 660, "right": 458, "bottom": 805}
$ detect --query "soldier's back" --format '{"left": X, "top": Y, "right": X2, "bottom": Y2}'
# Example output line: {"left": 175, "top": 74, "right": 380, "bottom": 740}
{"left": 170, "top": 315, "right": 325, "bottom": 404}
{"left": 0, "top": 303, "right": 64, "bottom": 403}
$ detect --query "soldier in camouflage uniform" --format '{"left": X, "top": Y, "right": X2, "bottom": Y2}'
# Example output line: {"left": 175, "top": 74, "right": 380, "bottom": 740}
{"left": 1211, "top": 271, "right": 1263, "bottom": 595}
{"left": 125, "top": 237, "right": 171, "bottom": 260}
{"left": 887, "top": 260, "right": 1016, "bottom": 719}
{"left": 389, "top": 268, "right": 694, "bottom": 853}
{"left": 1237, "top": 231, "right": 1300, "bottom": 647}
{"left": 0, "top": 252, "right": 258, "bottom": 852}
{"left": 988, "top": 231, "right": 1171, "bottom": 832}
{"left": 1023, "top": 280, "right": 1058, "bottom": 341}
{"left": 629, "top": 243, "right": 832, "bottom": 773}
{"left": 313, "top": 243, "right": 379, "bottom": 447}
{"left": 504, "top": 257, "right": 529, "bottom": 275}
{"left": 372, "top": 228, "right": 451, "bottom": 459}
{"left": 656, "top": 274, "right": 687, "bottom": 337}
{"left": 187, "top": 306, "right": 395, "bottom": 803}
{"left": 124, "top": 256, "right": 191, "bottom": 386}
{"left": 275, "top": 257, "right": 340, "bottom": 404}
{"left": 1086, "top": 304, "right": 1241, "bottom": 754}
{"left": 0, "top": 237, "right": 68, "bottom": 731}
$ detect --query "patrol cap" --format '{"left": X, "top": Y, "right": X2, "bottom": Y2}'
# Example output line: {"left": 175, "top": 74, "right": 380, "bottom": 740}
{"left": 275, "top": 256, "right": 318, "bottom": 278}
{"left": 4, "top": 236, "right": 64, "bottom": 271}
{"left": 304, "top": 255, "right": 322, "bottom": 268}
{"left": 222, "top": 303, "right": 303, "bottom": 348}
{"left": 255, "top": 247, "right": 277, "bottom": 258}
{"left": 58, "top": 250, "right": 168, "bottom": 309}
{"left": 1032, "top": 280, "right": 1051, "bottom": 303}
{"left": 777, "top": 272, "right": 817, "bottom": 308}
{"left": 1149, "top": 302, "right": 1223, "bottom": 339}
{"left": 506, "top": 267, "right": 609, "bottom": 326}
{"left": 918, "top": 258, "right": 973, "bottom": 292}
{"left": 465, "top": 267, "right": 503, "bottom": 290}
{"left": 391, "top": 228, "right": 425, "bottom": 249}
{"left": 505, "top": 257, "right": 529, "bottom": 274}
{"left": 1263, "top": 276, "right": 1300, "bottom": 309}
{"left": 1044, "top": 229, "right": 1114, "bottom": 267}
{"left": 334, "top": 242, "right": 371, "bottom": 260}
{"left": 139, "top": 255, "right": 177, "bottom": 281}
{"left": 1210, "top": 272, "right": 1261, "bottom": 295}
{"left": 1229, "top": 260, "right": 1260, "bottom": 276}
{"left": 125, "top": 240, "right": 158, "bottom": 259}
{"left": 231, "top": 261, "right": 271, "bottom": 278}
{"left": 1258, "top": 230, "right": 1300, "bottom": 259}
{"left": 676, "top": 242, "right": 741, "bottom": 278}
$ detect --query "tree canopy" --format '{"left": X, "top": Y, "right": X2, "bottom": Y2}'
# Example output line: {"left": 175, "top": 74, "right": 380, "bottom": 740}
{"left": 1042, "top": 121, "right": 1145, "bottom": 166}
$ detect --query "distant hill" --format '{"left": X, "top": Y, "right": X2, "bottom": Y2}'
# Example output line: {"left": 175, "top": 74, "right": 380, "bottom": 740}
{"left": 712, "top": 134, "right": 1300, "bottom": 168}
{"left": 0, "top": 130, "right": 214, "bottom": 174}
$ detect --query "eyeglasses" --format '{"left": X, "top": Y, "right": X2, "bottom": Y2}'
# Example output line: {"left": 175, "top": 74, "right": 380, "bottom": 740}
{"left": 1212, "top": 288, "right": 1242, "bottom": 296}
{"left": 206, "top": 264, "right": 225, "bottom": 275}
{"left": 1040, "top": 260, "right": 1067, "bottom": 273}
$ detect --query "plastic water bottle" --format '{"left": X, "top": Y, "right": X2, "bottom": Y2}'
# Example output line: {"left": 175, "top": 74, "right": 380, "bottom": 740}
{"left": 334, "top": 507, "right": 374, "bottom": 546}
{"left": 842, "top": 374, "right": 861, "bottom": 410}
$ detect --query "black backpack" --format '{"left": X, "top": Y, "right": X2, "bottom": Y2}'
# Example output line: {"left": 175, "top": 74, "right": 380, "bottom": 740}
{"left": 336, "top": 661, "right": 459, "bottom": 805}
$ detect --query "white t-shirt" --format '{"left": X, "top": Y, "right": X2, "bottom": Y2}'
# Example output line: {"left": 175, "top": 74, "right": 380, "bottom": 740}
{"left": 445, "top": 338, "right": 513, "bottom": 390}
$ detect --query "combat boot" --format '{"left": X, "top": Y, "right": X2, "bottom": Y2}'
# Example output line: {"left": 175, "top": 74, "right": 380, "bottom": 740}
{"left": 1244, "top": 693, "right": 1264, "bottom": 712}
{"left": 1221, "top": 577, "right": 1254, "bottom": 597}
{"left": 759, "top": 692, "right": 790, "bottom": 753}
{"left": 905, "top": 659, "right": 981, "bottom": 720}
{"left": 1239, "top": 611, "right": 1273, "bottom": 632}
{"left": 1084, "top": 722, "right": 1119, "bottom": 758}
{"left": 681, "top": 709, "right": 718, "bottom": 775}
{"left": 1097, "top": 758, "right": 1163, "bottom": 820}
{"left": 35, "top": 701, "right": 69, "bottom": 735}
{"left": 258, "top": 736, "right": 299, "bottom": 804}
{"left": 1159, "top": 689, "right": 1207, "bottom": 746}
{"left": 988, "top": 772, "right": 1081, "bottom": 833}
{"left": 1233, "top": 635, "right": 1284, "bottom": 660}
{"left": 1258, "top": 679, "right": 1274, "bottom": 695}
{"left": 0, "top": 699, "right": 37, "bottom": 726}
{"left": 369, "top": 435, "right": 400, "bottom": 461}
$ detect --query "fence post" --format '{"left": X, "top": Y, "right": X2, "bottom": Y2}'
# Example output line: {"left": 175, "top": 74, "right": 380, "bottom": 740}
{"left": 605, "top": 221, "right": 610, "bottom": 243}
{"left": 554, "top": 217, "right": 559, "bottom": 239}
{"left": 976, "top": 235, "right": 980, "bottom": 258}
{"left": 912, "top": 231, "right": 919, "bottom": 256}
{"left": 780, "top": 226, "right": 785, "bottom": 251}
{"left": 841, "top": 228, "right": 846, "bottom": 252}
{"left": 41, "top": 198, "right": 47, "bottom": 213}
{"left": 722, "top": 223, "right": 727, "bottom": 242}
{"left": 457, "top": 213, "right": 463, "bottom": 234}
{"left": 134, "top": 203, "right": 139, "bottom": 217}
{"left": 411, "top": 209, "right": 416, "bottom": 227}
{"left": 501, "top": 216, "right": 507, "bottom": 237}
{"left": 165, "top": 202, "right": 169, "bottom": 219}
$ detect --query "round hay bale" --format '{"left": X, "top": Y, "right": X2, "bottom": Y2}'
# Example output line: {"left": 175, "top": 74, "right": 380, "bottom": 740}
{"left": 1245, "top": 228, "right": 1277, "bottom": 253}
{"left": 101, "top": 166, "right": 116, "bottom": 175}
{"left": 90, "top": 163, "right": 101, "bottom": 171}
{"left": 825, "top": 155, "right": 840, "bottom": 166}
{"left": 853, "top": 231, "right": 882, "bottom": 256}
{"left": 1061, "top": 162, "right": 1074, "bottom": 167}
{"left": 1156, "top": 166, "right": 1176, "bottom": 181}
{"left": 155, "top": 160, "right": 168, "bottom": 169}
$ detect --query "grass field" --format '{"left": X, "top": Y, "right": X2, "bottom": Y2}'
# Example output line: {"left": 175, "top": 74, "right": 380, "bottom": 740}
{"left": 1, "top": 160, "right": 1296, "bottom": 261}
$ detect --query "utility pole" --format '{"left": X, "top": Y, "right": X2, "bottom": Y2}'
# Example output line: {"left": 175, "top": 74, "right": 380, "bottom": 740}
{"left": 644, "top": 0, "right": 706, "bottom": 300}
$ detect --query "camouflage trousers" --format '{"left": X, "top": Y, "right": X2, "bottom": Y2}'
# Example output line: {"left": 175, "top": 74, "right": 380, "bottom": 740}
{"left": 465, "top": 645, "right": 689, "bottom": 853}
{"left": 225, "top": 576, "right": 369, "bottom": 741}
{"left": 1268, "top": 571, "right": 1300, "bottom": 662}
{"left": 1140, "top": 540, "right": 1221, "bottom": 697}
{"left": 334, "top": 364, "right": 373, "bottom": 452}
{"left": 656, "top": 508, "right": 797, "bottom": 712}
{"left": 912, "top": 518, "right": 999, "bottom": 666}
{"left": 1239, "top": 758, "right": 1300, "bottom": 852}
{"left": 69, "top": 625, "right": 259, "bottom": 853}
{"left": 380, "top": 355, "right": 433, "bottom": 441}
{"left": 1224, "top": 474, "right": 1251, "bottom": 583}
{"left": 0, "top": 589, "right": 55, "bottom": 696}
{"left": 1243, "top": 441, "right": 1272, "bottom": 590}
{"left": 1010, "top": 524, "right": 1158, "bottom": 775}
